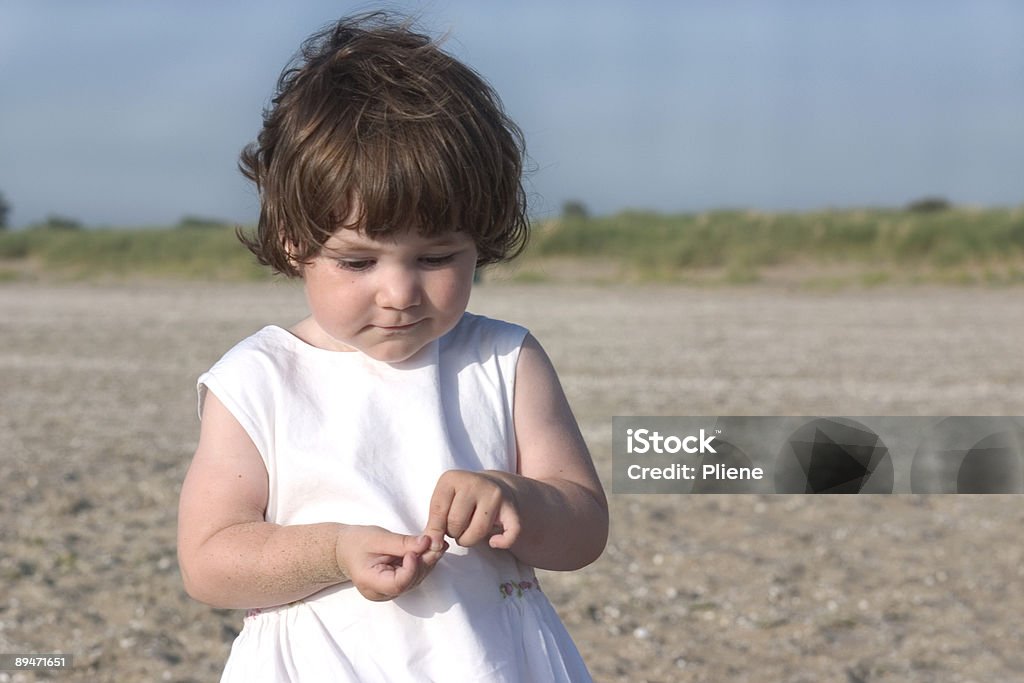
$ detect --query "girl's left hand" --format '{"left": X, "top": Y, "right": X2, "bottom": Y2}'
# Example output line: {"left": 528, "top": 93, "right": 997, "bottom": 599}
{"left": 424, "top": 470, "right": 522, "bottom": 550}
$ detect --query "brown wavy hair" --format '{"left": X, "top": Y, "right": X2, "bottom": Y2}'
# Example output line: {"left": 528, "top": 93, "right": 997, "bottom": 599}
{"left": 238, "top": 12, "right": 529, "bottom": 277}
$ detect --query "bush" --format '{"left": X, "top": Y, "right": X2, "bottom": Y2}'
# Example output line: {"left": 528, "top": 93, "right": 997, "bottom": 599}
{"left": 177, "top": 215, "right": 230, "bottom": 229}
{"left": 34, "top": 215, "right": 83, "bottom": 231}
{"left": 0, "top": 191, "right": 9, "bottom": 230}
{"left": 561, "top": 200, "right": 590, "bottom": 221}
{"left": 905, "top": 197, "right": 952, "bottom": 213}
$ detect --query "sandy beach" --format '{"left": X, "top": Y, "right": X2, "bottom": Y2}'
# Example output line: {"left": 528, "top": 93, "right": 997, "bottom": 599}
{"left": 1, "top": 281, "right": 1022, "bottom": 682}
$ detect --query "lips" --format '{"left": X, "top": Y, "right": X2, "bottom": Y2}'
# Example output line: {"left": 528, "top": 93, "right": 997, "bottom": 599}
{"left": 376, "top": 320, "right": 422, "bottom": 330}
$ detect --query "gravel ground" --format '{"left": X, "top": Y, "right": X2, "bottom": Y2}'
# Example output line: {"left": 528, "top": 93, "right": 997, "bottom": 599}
{"left": 1, "top": 281, "right": 1023, "bottom": 682}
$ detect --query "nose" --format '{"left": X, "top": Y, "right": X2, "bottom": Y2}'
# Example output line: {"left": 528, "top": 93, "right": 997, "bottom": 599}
{"left": 375, "top": 265, "right": 421, "bottom": 310}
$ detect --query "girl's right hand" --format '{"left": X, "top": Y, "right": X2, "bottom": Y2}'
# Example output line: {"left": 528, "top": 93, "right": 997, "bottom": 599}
{"left": 335, "top": 526, "right": 447, "bottom": 601}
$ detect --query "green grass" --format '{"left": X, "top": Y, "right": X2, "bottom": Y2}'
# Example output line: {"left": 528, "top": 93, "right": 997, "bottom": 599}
{"left": 2, "top": 205, "right": 1023, "bottom": 284}
{"left": 0, "top": 225, "right": 267, "bottom": 281}
{"left": 525, "top": 206, "right": 1024, "bottom": 284}
{"left": 531, "top": 206, "right": 1024, "bottom": 269}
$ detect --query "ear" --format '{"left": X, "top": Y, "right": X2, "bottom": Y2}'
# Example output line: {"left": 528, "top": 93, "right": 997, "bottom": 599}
{"left": 282, "top": 239, "right": 305, "bottom": 276}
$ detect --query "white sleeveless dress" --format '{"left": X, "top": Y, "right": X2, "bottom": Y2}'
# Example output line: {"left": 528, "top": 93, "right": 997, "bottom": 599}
{"left": 197, "top": 313, "right": 592, "bottom": 682}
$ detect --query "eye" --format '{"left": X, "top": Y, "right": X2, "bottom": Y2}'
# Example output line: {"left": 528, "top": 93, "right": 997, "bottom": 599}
{"left": 419, "top": 253, "right": 457, "bottom": 267}
{"left": 335, "top": 258, "right": 375, "bottom": 272}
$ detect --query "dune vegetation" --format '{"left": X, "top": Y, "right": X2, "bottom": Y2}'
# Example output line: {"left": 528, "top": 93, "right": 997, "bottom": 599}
{"left": 2, "top": 205, "right": 1023, "bottom": 286}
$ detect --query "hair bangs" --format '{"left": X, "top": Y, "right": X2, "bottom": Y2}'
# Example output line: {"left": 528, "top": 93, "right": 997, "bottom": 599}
{"left": 347, "top": 114, "right": 467, "bottom": 243}
{"left": 239, "top": 12, "right": 529, "bottom": 277}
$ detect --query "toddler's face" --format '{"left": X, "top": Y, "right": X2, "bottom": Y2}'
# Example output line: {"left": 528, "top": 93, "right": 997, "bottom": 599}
{"left": 297, "top": 227, "right": 478, "bottom": 362}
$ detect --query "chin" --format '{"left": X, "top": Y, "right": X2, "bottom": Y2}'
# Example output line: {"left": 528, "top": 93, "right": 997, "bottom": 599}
{"left": 363, "top": 343, "right": 428, "bottom": 364}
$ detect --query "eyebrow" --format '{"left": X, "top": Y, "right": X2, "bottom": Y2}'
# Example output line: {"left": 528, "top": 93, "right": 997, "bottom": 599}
{"left": 325, "top": 233, "right": 470, "bottom": 251}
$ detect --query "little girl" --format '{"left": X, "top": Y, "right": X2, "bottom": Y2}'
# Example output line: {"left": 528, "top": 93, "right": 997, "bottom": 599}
{"left": 176, "top": 13, "right": 608, "bottom": 682}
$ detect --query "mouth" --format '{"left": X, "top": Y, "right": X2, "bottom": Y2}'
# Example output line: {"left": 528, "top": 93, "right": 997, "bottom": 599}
{"left": 376, "top": 320, "right": 423, "bottom": 331}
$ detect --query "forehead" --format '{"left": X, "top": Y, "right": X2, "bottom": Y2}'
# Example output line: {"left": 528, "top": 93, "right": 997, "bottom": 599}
{"left": 323, "top": 228, "right": 474, "bottom": 251}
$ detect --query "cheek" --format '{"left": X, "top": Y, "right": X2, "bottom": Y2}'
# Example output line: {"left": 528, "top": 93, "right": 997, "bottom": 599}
{"left": 304, "top": 267, "right": 356, "bottom": 315}
{"left": 437, "top": 268, "right": 475, "bottom": 306}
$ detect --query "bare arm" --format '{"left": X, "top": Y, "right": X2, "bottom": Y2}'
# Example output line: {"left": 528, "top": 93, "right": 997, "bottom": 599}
{"left": 177, "top": 391, "right": 442, "bottom": 608}
{"left": 425, "top": 334, "right": 608, "bottom": 571}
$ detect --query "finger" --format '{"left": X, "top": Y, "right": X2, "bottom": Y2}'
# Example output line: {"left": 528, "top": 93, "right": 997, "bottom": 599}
{"left": 381, "top": 538, "right": 434, "bottom": 593}
{"left": 420, "top": 539, "right": 449, "bottom": 568}
{"left": 362, "top": 551, "right": 420, "bottom": 600}
{"left": 358, "top": 587, "right": 390, "bottom": 601}
{"left": 402, "top": 533, "right": 432, "bottom": 555}
{"left": 488, "top": 502, "right": 522, "bottom": 549}
{"left": 454, "top": 480, "right": 506, "bottom": 546}
{"left": 447, "top": 494, "right": 483, "bottom": 544}
{"left": 390, "top": 551, "right": 422, "bottom": 592}
{"left": 370, "top": 531, "right": 431, "bottom": 559}
{"left": 425, "top": 477, "right": 457, "bottom": 549}
{"left": 356, "top": 564, "right": 399, "bottom": 602}
{"left": 457, "top": 501, "right": 502, "bottom": 547}
{"left": 407, "top": 543, "right": 447, "bottom": 591}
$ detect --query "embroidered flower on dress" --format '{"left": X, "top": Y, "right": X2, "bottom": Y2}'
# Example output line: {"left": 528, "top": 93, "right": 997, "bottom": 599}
{"left": 499, "top": 576, "right": 541, "bottom": 599}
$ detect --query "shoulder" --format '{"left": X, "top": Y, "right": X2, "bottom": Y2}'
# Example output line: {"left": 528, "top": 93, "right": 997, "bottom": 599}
{"left": 201, "top": 326, "right": 295, "bottom": 382}
{"left": 197, "top": 326, "right": 296, "bottom": 417}
{"left": 441, "top": 312, "right": 528, "bottom": 359}
{"left": 437, "top": 314, "right": 529, "bottom": 406}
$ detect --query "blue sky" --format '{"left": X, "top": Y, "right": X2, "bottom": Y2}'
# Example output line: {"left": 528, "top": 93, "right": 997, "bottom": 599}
{"left": 1, "top": 0, "right": 1022, "bottom": 227}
